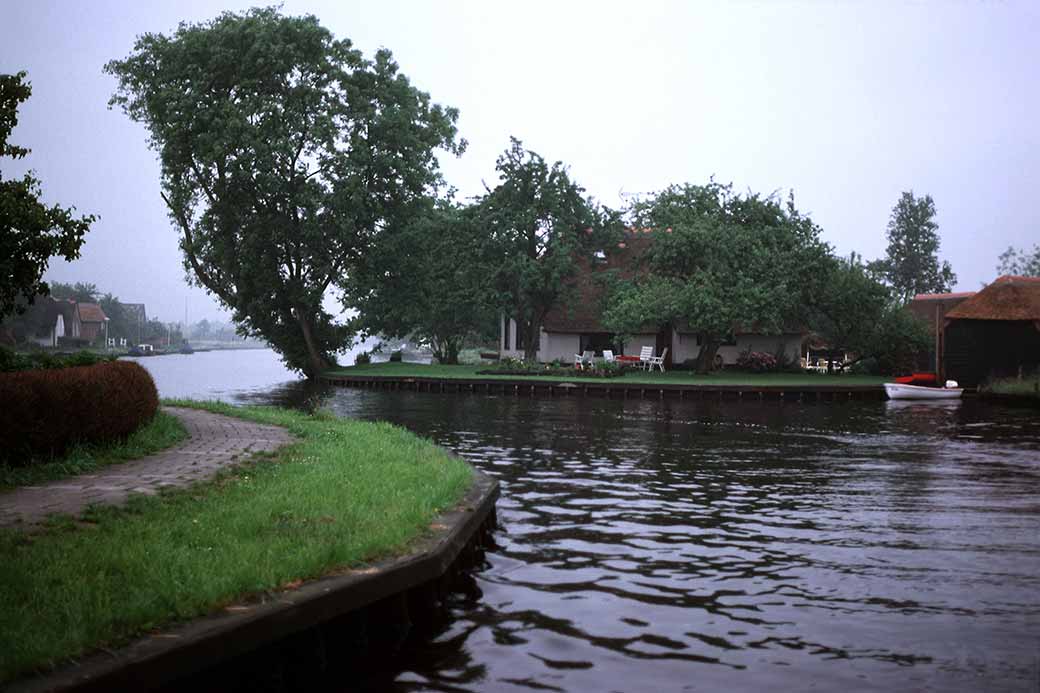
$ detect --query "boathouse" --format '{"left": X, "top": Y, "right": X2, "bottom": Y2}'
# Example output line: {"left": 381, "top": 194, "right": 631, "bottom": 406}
{"left": 908, "top": 290, "right": 976, "bottom": 375}
{"left": 942, "top": 275, "right": 1040, "bottom": 387}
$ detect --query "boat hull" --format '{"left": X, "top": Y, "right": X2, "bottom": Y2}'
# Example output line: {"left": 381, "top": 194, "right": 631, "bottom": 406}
{"left": 884, "top": 383, "right": 963, "bottom": 400}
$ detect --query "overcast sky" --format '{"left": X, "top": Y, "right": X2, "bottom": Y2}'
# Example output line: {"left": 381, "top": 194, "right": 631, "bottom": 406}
{"left": 3, "top": 1, "right": 1037, "bottom": 323}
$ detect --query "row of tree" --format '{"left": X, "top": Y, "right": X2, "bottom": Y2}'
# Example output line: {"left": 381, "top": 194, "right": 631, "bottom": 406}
{"left": 8, "top": 9, "right": 1033, "bottom": 375}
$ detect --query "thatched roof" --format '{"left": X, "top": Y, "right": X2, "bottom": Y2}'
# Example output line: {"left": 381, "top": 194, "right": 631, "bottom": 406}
{"left": 945, "top": 275, "right": 1040, "bottom": 322}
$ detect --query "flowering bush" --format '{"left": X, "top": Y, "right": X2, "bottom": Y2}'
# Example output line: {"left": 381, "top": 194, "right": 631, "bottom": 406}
{"left": 736, "top": 350, "right": 777, "bottom": 373}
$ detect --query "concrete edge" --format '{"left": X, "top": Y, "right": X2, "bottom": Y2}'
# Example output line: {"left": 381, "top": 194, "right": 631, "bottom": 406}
{"left": 10, "top": 468, "right": 499, "bottom": 693}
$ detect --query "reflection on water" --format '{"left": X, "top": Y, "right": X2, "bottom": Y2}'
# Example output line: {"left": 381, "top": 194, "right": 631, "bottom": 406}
{"left": 133, "top": 351, "right": 1040, "bottom": 692}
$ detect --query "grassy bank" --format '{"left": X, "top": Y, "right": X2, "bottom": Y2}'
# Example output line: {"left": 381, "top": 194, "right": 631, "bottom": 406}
{"left": 982, "top": 374, "right": 1040, "bottom": 398}
{"left": 0, "top": 411, "right": 187, "bottom": 489}
{"left": 0, "top": 401, "right": 472, "bottom": 684}
{"left": 327, "top": 362, "right": 889, "bottom": 387}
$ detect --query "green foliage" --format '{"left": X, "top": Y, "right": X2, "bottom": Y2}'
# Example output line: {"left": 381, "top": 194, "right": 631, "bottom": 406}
{"left": 347, "top": 202, "right": 497, "bottom": 365}
{"left": 0, "top": 72, "right": 95, "bottom": 318}
{"left": 353, "top": 351, "right": 371, "bottom": 365}
{"left": 0, "top": 346, "right": 115, "bottom": 372}
{"left": 810, "top": 252, "right": 891, "bottom": 362}
{"left": 997, "top": 245, "right": 1040, "bottom": 277}
{"left": 604, "top": 182, "right": 832, "bottom": 373}
{"left": 48, "top": 282, "right": 98, "bottom": 303}
{"left": 869, "top": 191, "right": 956, "bottom": 302}
{"left": 388, "top": 349, "right": 403, "bottom": 362}
{"left": 865, "top": 305, "right": 931, "bottom": 375}
{"left": 479, "top": 138, "right": 620, "bottom": 359}
{"left": 105, "top": 8, "right": 462, "bottom": 376}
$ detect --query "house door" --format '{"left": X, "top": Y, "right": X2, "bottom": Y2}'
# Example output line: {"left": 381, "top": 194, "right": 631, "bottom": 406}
{"left": 656, "top": 325, "right": 673, "bottom": 368}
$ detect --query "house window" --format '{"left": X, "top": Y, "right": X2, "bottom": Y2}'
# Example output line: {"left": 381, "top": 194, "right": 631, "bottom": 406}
{"left": 579, "top": 333, "right": 617, "bottom": 356}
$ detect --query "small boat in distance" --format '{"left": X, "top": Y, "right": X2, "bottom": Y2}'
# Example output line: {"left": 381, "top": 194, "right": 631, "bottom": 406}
{"left": 179, "top": 342, "right": 195, "bottom": 354}
{"left": 884, "top": 380, "right": 963, "bottom": 400}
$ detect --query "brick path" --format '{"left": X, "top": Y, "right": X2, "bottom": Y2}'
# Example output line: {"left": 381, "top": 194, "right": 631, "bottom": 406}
{"left": 0, "top": 406, "right": 293, "bottom": 530}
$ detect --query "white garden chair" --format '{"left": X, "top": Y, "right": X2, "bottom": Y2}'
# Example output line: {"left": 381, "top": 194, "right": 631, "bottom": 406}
{"left": 574, "top": 350, "right": 595, "bottom": 369}
{"left": 638, "top": 345, "right": 654, "bottom": 370}
{"left": 647, "top": 347, "right": 669, "bottom": 372}
{"left": 603, "top": 350, "right": 615, "bottom": 363}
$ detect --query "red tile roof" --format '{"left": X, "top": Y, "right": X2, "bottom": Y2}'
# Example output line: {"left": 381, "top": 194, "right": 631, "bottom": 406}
{"left": 77, "top": 302, "right": 108, "bottom": 323}
{"left": 944, "top": 275, "right": 1040, "bottom": 321}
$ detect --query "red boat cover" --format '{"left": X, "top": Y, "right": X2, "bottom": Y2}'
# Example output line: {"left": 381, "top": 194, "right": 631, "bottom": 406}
{"left": 894, "top": 372, "right": 938, "bottom": 386}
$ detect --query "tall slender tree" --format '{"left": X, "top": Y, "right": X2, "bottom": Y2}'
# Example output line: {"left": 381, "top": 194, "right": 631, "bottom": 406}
{"left": 869, "top": 191, "right": 956, "bottom": 302}
{"left": 478, "top": 138, "right": 617, "bottom": 360}
{"left": 106, "top": 8, "right": 462, "bottom": 376}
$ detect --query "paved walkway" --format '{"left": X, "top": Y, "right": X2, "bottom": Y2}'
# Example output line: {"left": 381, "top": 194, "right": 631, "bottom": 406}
{"left": 0, "top": 406, "right": 293, "bottom": 530}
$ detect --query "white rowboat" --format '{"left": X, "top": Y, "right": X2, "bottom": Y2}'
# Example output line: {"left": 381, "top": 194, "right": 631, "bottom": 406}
{"left": 884, "top": 383, "right": 963, "bottom": 400}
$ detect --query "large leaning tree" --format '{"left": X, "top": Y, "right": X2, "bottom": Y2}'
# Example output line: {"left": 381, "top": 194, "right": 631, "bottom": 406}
{"left": 106, "top": 8, "right": 462, "bottom": 376}
{"left": 0, "top": 71, "right": 95, "bottom": 318}
{"left": 478, "top": 138, "right": 619, "bottom": 360}
{"left": 869, "top": 191, "right": 956, "bottom": 303}
{"left": 603, "top": 182, "right": 832, "bottom": 373}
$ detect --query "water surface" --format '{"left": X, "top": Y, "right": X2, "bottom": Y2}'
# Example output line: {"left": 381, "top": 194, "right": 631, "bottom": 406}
{"left": 135, "top": 350, "right": 1040, "bottom": 692}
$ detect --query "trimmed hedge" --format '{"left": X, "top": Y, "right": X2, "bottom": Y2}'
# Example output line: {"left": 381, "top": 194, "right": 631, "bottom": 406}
{"left": 0, "top": 361, "right": 159, "bottom": 466}
{"left": 0, "top": 347, "right": 116, "bottom": 373}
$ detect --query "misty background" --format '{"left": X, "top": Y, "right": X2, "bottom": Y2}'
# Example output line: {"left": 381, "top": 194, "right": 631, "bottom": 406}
{"left": 2, "top": 0, "right": 1037, "bottom": 324}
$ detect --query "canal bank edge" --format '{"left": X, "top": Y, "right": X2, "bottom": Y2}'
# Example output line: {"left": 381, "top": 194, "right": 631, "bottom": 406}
{"left": 9, "top": 469, "right": 499, "bottom": 693}
{"left": 322, "top": 373, "right": 889, "bottom": 401}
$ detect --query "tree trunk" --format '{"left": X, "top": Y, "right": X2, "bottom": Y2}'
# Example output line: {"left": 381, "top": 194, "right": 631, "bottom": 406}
{"left": 433, "top": 336, "right": 461, "bottom": 364}
{"left": 695, "top": 336, "right": 720, "bottom": 374}
{"left": 522, "top": 319, "right": 540, "bottom": 361}
{"left": 294, "top": 306, "right": 331, "bottom": 378}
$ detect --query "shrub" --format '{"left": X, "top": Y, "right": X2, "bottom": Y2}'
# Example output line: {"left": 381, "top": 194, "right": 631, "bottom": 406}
{"left": 736, "top": 350, "right": 777, "bottom": 373}
{"left": 389, "top": 350, "right": 403, "bottom": 362}
{"left": 0, "top": 347, "right": 115, "bottom": 373}
{"left": 849, "top": 357, "right": 879, "bottom": 375}
{"left": 354, "top": 351, "right": 371, "bottom": 365}
{"left": 0, "top": 361, "right": 159, "bottom": 466}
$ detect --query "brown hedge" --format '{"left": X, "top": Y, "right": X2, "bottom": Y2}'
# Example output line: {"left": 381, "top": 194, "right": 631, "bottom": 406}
{"left": 0, "top": 361, "right": 159, "bottom": 466}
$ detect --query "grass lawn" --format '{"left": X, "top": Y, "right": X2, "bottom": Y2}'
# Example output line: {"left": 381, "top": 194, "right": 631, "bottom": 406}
{"left": 982, "top": 374, "right": 1040, "bottom": 398}
{"left": 0, "top": 401, "right": 473, "bottom": 684}
{"left": 0, "top": 411, "right": 187, "bottom": 490}
{"left": 327, "top": 362, "right": 889, "bottom": 387}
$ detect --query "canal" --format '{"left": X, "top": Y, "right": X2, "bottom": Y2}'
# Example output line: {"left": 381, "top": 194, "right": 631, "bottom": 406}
{"left": 129, "top": 349, "right": 1040, "bottom": 692}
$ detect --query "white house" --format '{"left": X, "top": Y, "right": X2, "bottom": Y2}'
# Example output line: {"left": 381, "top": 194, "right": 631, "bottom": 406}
{"left": 500, "top": 232, "right": 806, "bottom": 367}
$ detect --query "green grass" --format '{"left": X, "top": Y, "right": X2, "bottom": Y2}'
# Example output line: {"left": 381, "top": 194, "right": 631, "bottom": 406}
{"left": 982, "top": 374, "right": 1040, "bottom": 398}
{"left": 0, "top": 411, "right": 188, "bottom": 490}
{"left": 326, "top": 361, "right": 889, "bottom": 387}
{"left": 0, "top": 401, "right": 473, "bottom": 684}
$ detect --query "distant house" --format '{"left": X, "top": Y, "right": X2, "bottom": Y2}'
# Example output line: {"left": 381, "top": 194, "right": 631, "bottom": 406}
{"left": 908, "top": 290, "right": 976, "bottom": 374}
{"left": 941, "top": 275, "right": 1040, "bottom": 386}
{"left": 76, "top": 303, "right": 109, "bottom": 343}
{"left": 5, "top": 297, "right": 81, "bottom": 347}
{"left": 500, "top": 232, "right": 806, "bottom": 367}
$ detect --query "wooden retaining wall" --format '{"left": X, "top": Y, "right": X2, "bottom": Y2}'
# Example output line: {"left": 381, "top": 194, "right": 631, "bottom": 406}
{"left": 321, "top": 374, "right": 887, "bottom": 402}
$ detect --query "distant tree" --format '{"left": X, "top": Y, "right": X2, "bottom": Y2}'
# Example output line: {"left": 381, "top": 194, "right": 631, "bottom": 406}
{"left": 98, "top": 293, "right": 130, "bottom": 340}
{"left": 50, "top": 281, "right": 99, "bottom": 303}
{"left": 865, "top": 304, "right": 931, "bottom": 375}
{"left": 190, "top": 318, "right": 213, "bottom": 340}
{"left": 869, "top": 191, "right": 956, "bottom": 302}
{"left": 0, "top": 71, "right": 95, "bottom": 318}
{"left": 106, "top": 8, "right": 462, "bottom": 376}
{"left": 997, "top": 244, "right": 1040, "bottom": 277}
{"left": 348, "top": 201, "right": 497, "bottom": 364}
{"left": 810, "top": 253, "right": 890, "bottom": 371}
{"left": 603, "top": 183, "right": 832, "bottom": 373}
{"left": 478, "top": 138, "right": 618, "bottom": 360}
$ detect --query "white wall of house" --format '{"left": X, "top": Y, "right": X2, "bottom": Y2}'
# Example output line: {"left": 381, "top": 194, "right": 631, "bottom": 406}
{"left": 673, "top": 332, "right": 804, "bottom": 366}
